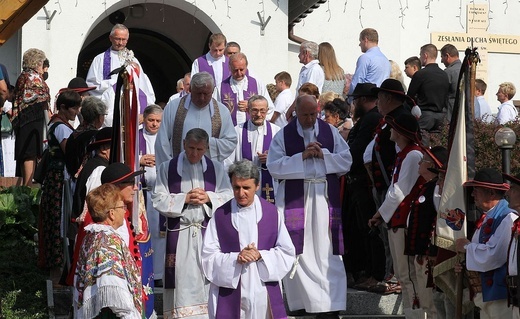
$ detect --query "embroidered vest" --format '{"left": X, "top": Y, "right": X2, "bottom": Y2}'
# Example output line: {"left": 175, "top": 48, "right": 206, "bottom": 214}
{"left": 282, "top": 119, "right": 343, "bottom": 255}
{"left": 163, "top": 155, "right": 216, "bottom": 289}
{"left": 213, "top": 198, "right": 287, "bottom": 319}
{"left": 220, "top": 75, "right": 258, "bottom": 125}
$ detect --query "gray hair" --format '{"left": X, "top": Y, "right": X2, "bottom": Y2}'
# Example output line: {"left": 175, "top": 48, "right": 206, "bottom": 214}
{"left": 229, "top": 52, "right": 248, "bottom": 66}
{"left": 184, "top": 128, "right": 209, "bottom": 145}
{"left": 110, "top": 24, "right": 128, "bottom": 36}
{"left": 81, "top": 96, "right": 107, "bottom": 124}
{"left": 247, "top": 95, "right": 268, "bottom": 110}
{"left": 143, "top": 104, "right": 163, "bottom": 117}
{"left": 301, "top": 41, "right": 319, "bottom": 59}
{"left": 22, "top": 48, "right": 46, "bottom": 70}
{"left": 191, "top": 72, "right": 215, "bottom": 89}
{"left": 228, "top": 159, "right": 260, "bottom": 185}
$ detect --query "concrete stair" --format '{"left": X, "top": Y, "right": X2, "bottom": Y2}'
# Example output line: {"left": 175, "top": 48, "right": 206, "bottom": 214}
{"left": 52, "top": 286, "right": 404, "bottom": 318}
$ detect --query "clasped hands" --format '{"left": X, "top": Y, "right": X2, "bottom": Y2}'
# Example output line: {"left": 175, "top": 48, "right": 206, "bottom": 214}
{"left": 140, "top": 154, "right": 155, "bottom": 167}
{"left": 185, "top": 188, "right": 209, "bottom": 205}
{"left": 237, "top": 242, "right": 262, "bottom": 264}
{"left": 302, "top": 142, "right": 324, "bottom": 160}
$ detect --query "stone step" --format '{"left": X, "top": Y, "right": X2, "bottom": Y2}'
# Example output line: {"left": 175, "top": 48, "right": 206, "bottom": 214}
{"left": 51, "top": 287, "right": 405, "bottom": 318}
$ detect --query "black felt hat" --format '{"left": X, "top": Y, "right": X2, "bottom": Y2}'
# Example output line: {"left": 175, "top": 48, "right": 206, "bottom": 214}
{"left": 86, "top": 127, "right": 113, "bottom": 151}
{"left": 101, "top": 162, "right": 144, "bottom": 185}
{"left": 372, "top": 78, "right": 416, "bottom": 104}
{"left": 58, "top": 77, "right": 96, "bottom": 94}
{"left": 385, "top": 113, "right": 421, "bottom": 144}
{"left": 503, "top": 173, "right": 520, "bottom": 186}
{"left": 463, "top": 168, "right": 510, "bottom": 191}
{"left": 348, "top": 83, "right": 377, "bottom": 98}
{"left": 421, "top": 145, "right": 448, "bottom": 174}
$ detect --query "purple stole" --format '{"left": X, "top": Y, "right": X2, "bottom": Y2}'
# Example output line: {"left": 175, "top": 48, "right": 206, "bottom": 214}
{"left": 282, "top": 119, "right": 343, "bottom": 255}
{"left": 164, "top": 155, "right": 216, "bottom": 289}
{"left": 220, "top": 75, "right": 258, "bottom": 125}
{"left": 103, "top": 48, "right": 111, "bottom": 80}
{"left": 197, "top": 54, "right": 230, "bottom": 84}
{"left": 241, "top": 121, "right": 275, "bottom": 203}
{"left": 213, "top": 199, "right": 287, "bottom": 319}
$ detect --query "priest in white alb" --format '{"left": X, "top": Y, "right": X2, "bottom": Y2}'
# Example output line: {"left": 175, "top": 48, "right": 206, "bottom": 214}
{"left": 154, "top": 72, "right": 237, "bottom": 166}
{"left": 267, "top": 95, "right": 352, "bottom": 318}
{"left": 224, "top": 95, "right": 280, "bottom": 203}
{"left": 201, "top": 159, "right": 295, "bottom": 319}
{"left": 152, "top": 128, "right": 233, "bottom": 319}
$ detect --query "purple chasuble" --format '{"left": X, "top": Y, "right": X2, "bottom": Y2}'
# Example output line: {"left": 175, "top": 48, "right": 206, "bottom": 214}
{"left": 282, "top": 119, "right": 343, "bottom": 255}
{"left": 103, "top": 48, "right": 111, "bottom": 80}
{"left": 220, "top": 75, "right": 258, "bottom": 126}
{"left": 213, "top": 198, "right": 287, "bottom": 319}
{"left": 164, "top": 155, "right": 216, "bottom": 289}
{"left": 241, "top": 121, "right": 275, "bottom": 203}
{"left": 196, "top": 54, "right": 230, "bottom": 84}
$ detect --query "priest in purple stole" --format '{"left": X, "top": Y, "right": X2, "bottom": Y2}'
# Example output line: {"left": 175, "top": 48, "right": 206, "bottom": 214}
{"left": 267, "top": 95, "right": 352, "bottom": 318}
{"left": 224, "top": 95, "right": 280, "bottom": 204}
{"left": 86, "top": 23, "right": 155, "bottom": 103}
{"left": 202, "top": 159, "right": 295, "bottom": 319}
{"left": 152, "top": 128, "right": 232, "bottom": 319}
{"left": 218, "top": 52, "right": 275, "bottom": 125}
{"left": 191, "top": 33, "right": 229, "bottom": 98}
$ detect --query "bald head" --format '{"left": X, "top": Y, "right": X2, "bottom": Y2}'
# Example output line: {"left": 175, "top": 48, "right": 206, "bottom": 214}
{"left": 296, "top": 95, "right": 318, "bottom": 129}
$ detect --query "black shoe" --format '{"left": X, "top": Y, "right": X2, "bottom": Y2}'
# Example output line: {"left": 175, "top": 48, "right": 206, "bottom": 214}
{"left": 287, "top": 309, "right": 307, "bottom": 316}
{"left": 315, "top": 311, "right": 340, "bottom": 319}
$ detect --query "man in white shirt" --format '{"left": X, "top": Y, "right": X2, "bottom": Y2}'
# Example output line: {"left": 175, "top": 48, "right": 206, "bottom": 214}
{"left": 296, "top": 41, "right": 324, "bottom": 93}
{"left": 270, "top": 71, "right": 294, "bottom": 128}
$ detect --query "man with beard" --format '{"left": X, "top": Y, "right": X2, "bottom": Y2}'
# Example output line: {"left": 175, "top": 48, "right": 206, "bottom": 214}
{"left": 342, "top": 83, "right": 385, "bottom": 290}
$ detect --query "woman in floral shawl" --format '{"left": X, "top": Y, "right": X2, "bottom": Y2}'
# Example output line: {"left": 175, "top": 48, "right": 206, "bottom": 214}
{"left": 12, "top": 48, "right": 50, "bottom": 185}
{"left": 74, "top": 183, "right": 143, "bottom": 319}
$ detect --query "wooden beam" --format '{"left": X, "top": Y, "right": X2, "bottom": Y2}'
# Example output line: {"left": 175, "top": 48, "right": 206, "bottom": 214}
{"left": 0, "top": 0, "right": 49, "bottom": 46}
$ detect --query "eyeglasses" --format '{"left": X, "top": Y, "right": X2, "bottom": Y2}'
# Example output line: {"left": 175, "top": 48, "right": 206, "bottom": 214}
{"left": 111, "top": 205, "right": 127, "bottom": 211}
{"left": 250, "top": 109, "right": 267, "bottom": 115}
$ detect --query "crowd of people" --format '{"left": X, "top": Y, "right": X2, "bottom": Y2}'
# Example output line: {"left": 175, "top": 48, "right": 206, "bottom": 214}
{"left": 2, "top": 23, "right": 520, "bottom": 319}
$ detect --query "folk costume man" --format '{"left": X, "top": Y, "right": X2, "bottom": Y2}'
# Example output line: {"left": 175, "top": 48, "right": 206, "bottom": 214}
{"left": 154, "top": 72, "right": 237, "bottom": 166}
{"left": 503, "top": 173, "right": 520, "bottom": 318}
{"left": 267, "top": 95, "right": 352, "bottom": 318}
{"left": 224, "top": 95, "right": 280, "bottom": 203}
{"left": 368, "top": 113, "right": 425, "bottom": 319}
{"left": 455, "top": 168, "right": 516, "bottom": 319}
{"left": 405, "top": 145, "right": 448, "bottom": 319}
{"left": 191, "top": 33, "right": 229, "bottom": 96}
{"left": 86, "top": 24, "right": 155, "bottom": 104}
{"left": 219, "top": 52, "right": 274, "bottom": 125}
{"left": 364, "top": 79, "right": 412, "bottom": 292}
{"left": 152, "top": 128, "right": 233, "bottom": 319}
{"left": 201, "top": 160, "right": 295, "bottom": 319}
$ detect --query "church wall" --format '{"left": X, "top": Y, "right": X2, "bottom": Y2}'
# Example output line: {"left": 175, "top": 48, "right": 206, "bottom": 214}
{"left": 7, "top": 0, "right": 520, "bottom": 112}
{"left": 290, "top": 0, "right": 520, "bottom": 113}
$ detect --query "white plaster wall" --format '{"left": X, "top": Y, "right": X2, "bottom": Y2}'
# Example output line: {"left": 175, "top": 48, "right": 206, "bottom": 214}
{"left": 289, "top": 0, "right": 520, "bottom": 112}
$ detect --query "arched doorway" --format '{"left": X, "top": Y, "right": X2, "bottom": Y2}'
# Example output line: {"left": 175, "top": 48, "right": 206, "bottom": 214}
{"left": 76, "top": 2, "right": 219, "bottom": 104}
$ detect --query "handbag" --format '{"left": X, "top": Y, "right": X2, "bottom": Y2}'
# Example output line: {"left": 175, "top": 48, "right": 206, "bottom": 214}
{"left": 1, "top": 112, "right": 12, "bottom": 134}
{"left": 33, "top": 148, "right": 50, "bottom": 184}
